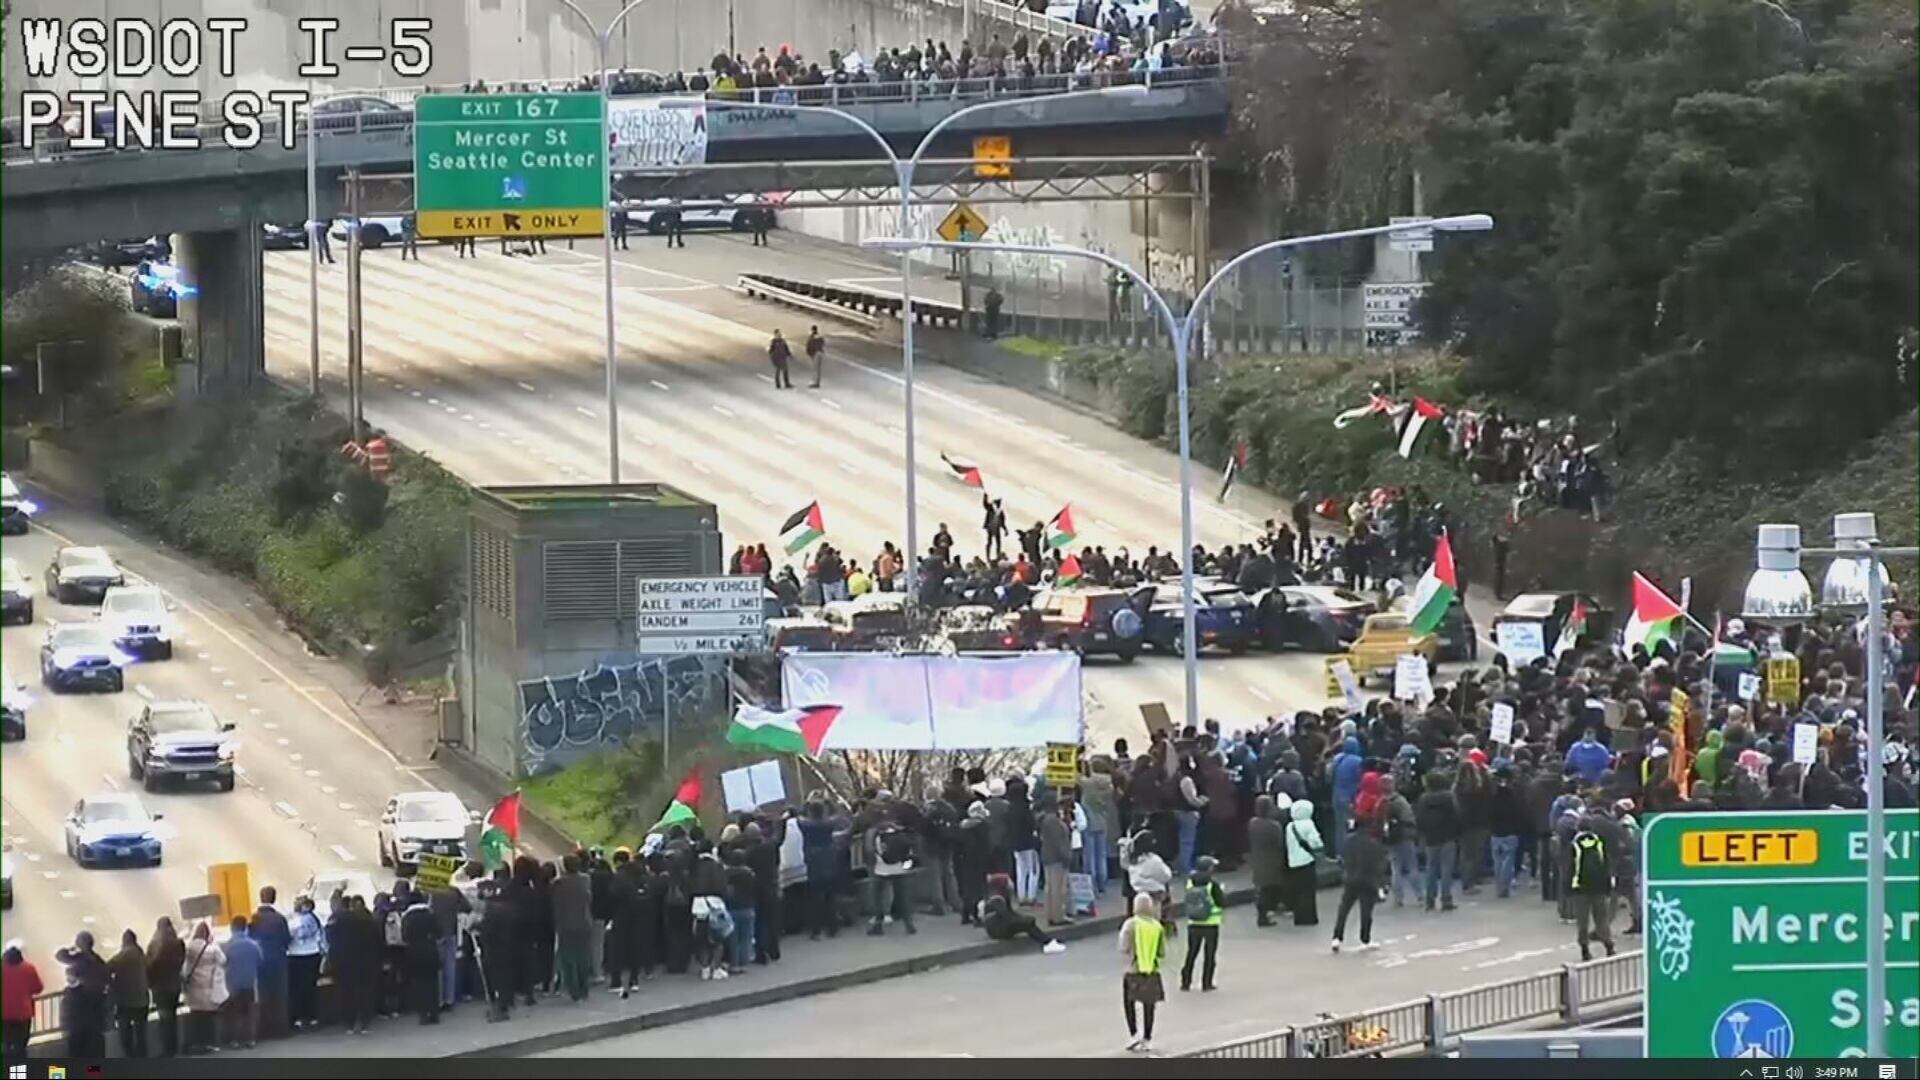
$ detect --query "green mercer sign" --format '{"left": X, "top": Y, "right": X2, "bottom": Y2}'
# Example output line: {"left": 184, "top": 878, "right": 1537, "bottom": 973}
{"left": 413, "top": 93, "right": 606, "bottom": 239}
{"left": 1641, "top": 809, "right": 1920, "bottom": 1058}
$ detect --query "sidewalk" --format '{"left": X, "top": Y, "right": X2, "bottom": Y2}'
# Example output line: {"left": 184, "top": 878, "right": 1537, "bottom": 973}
{"left": 219, "top": 868, "right": 1284, "bottom": 1058}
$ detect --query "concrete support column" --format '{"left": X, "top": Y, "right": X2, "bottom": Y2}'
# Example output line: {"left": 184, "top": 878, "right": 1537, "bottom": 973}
{"left": 170, "top": 225, "right": 265, "bottom": 391}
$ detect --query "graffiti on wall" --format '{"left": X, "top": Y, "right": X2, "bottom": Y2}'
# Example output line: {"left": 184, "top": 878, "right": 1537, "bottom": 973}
{"left": 518, "top": 655, "right": 717, "bottom": 774}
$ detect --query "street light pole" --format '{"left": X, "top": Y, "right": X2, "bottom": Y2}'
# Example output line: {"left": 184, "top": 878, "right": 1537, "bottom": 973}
{"left": 556, "top": 0, "right": 655, "bottom": 485}
{"left": 865, "top": 214, "right": 1495, "bottom": 732}
{"left": 306, "top": 79, "right": 321, "bottom": 398}
{"left": 677, "top": 85, "right": 1148, "bottom": 596}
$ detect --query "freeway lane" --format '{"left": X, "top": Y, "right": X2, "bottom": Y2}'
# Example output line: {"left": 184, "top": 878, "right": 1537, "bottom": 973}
{"left": 260, "top": 238, "right": 1489, "bottom": 749}
{"left": 0, "top": 484, "right": 493, "bottom": 952}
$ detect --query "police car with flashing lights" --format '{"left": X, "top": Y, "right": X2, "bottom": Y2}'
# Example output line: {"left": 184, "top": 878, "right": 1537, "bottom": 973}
{"left": 99, "top": 584, "right": 176, "bottom": 660}
{"left": 0, "top": 473, "right": 35, "bottom": 535}
{"left": 63, "top": 793, "right": 164, "bottom": 868}
{"left": 40, "top": 621, "right": 126, "bottom": 693}
{"left": 1, "top": 558, "right": 32, "bottom": 626}
{"left": 129, "top": 260, "right": 192, "bottom": 317}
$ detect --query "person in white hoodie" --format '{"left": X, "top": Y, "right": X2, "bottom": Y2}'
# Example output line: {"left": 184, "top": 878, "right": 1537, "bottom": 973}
{"left": 180, "top": 922, "right": 227, "bottom": 1055}
{"left": 1283, "top": 799, "right": 1325, "bottom": 927}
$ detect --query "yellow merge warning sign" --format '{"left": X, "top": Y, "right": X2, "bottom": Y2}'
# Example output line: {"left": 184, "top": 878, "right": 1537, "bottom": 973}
{"left": 1680, "top": 828, "right": 1820, "bottom": 867}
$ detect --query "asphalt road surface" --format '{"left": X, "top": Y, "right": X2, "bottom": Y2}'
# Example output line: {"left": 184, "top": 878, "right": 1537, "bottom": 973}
{"left": 260, "top": 230, "right": 1499, "bottom": 752}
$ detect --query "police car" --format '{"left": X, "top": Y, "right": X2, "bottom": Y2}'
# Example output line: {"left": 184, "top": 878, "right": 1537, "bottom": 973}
{"left": 329, "top": 215, "right": 409, "bottom": 249}
{"left": 129, "top": 261, "right": 193, "bottom": 317}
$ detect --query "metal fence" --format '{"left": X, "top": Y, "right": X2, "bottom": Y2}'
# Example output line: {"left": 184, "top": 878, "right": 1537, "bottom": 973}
{"left": 1184, "top": 950, "right": 1645, "bottom": 1059}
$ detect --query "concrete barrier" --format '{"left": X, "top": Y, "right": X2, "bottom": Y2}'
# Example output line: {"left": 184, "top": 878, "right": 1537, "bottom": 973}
{"left": 25, "top": 437, "right": 104, "bottom": 508}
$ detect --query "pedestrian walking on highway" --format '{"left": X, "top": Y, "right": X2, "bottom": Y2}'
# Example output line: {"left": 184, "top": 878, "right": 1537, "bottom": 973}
{"left": 56, "top": 930, "right": 111, "bottom": 1059}
{"left": 1119, "top": 891, "right": 1167, "bottom": 1054}
{"left": 1567, "top": 819, "right": 1617, "bottom": 962}
{"left": 1331, "top": 819, "right": 1387, "bottom": 952}
{"left": 146, "top": 918, "right": 185, "bottom": 1055}
{"left": 611, "top": 205, "right": 630, "bottom": 250}
{"left": 1178, "top": 856, "right": 1225, "bottom": 992}
{"left": 769, "top": 329, "right": 794, "bottom": 388}
{"left": 2, "top": 942, "right": 43, "bottom": 1063}
{"left": 400, "top": 213, "right": 419, "bottom": 260}
{"left": 251, "top": 886, "right": 292, "bottom": 1039}
{"left": 665, "top": 210, "right": 686, "bottom": 249}
{"left": 1284, "top": 799, "right": 1324, "bottom": 926}
{"left": 805, "top": 325, "right": 825, "bottom": 387}
{"left": 180, "top": 922, "right": 227, "bottom": 1055}
{"left": 750, "top": 206, "right": 772, "bottom": 246}
{"left": 109, "top": 928, "right": 151, "bottom": 1058}
{"left": 285, "top": 897, "right": 325, "bottom": 1030}
{"left": 314, "top": 218, "right": 336, "bottom": 264}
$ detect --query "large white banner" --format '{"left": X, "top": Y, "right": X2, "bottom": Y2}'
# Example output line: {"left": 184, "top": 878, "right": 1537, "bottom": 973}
{"left": 780, "top": 653, "right": 1084, "bottom": 750}
{"left": 608, "top": 99, "right": 708, "bottom": 169}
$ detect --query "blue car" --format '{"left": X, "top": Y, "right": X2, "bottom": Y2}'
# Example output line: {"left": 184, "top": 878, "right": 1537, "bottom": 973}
{"left": 1141, "top": 578, "right": 1258, "bottom": 656}
{"left": 40, "top": 622, "right": 126, "bottom": 693}
{"left": 63, "top": 794, "right": 163, "bottom": 868}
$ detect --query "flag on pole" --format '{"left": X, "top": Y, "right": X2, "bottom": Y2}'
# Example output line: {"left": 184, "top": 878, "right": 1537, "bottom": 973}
{"left": 1218, "top": 441, "right": 1248, "bottom": 502}
{"left": 479, "top": 792, "right": 522, "bottom": 872}
{"left": 1396, "top": 397, "right": 1445, "bottom": 459}
{"left": 653, "top": 769, "right": 703, "bottom": 832}
{"left": 727, "top": 704, "right": 841, "bottom": 756}
{"left": 1407, "top": 532, "right": 1458, "bottom": 635}
{"left": 780, "top": 501, "right": 825, "bottom": 554}
{"left": 1554, "top": 597, "right": 1588, "bottom": 658}
{"left": 1623, "top": 571, "right": 1685, "bottom": 657}
{"left": 1046, "top": 505, "right": 1078, "bottom": 549}
{"left": 941, "top": 453, "right": 984, "bottom": 488}
{"left": 1056, "top": 552, "right": 1084, "bottom": 586}
{"left": 1333, "top": 390, "right": 1397, "bottom": 429}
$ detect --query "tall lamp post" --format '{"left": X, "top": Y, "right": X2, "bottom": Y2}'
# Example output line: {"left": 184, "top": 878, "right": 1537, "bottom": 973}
{"left": 1744, "top": 514, "right": 1917, "bottom": 1058}
{"left": 555, "top": 0, "right": 657, "bottom": 484}
{"left": 668, "top": 84, "right": 1148, "bottom": 594}
{"left": 866, "top": 214, "right": 1495, "bottom": 732}
{"left": 304, "top": 88, "right": 394, "bottom": 400}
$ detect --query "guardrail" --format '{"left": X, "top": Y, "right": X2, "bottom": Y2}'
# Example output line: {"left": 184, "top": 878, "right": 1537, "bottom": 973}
{"left": 2, "top": 64, "right": 1226, "bottom": 167}
{"left": 1185, "top": 950, "right": 1644, "bottom": 1059}
{"left": 735, "top": 275, "right": 885, "bottom": 331}
{"left": 739, "top": 273, "right": 969, "bottom": 329}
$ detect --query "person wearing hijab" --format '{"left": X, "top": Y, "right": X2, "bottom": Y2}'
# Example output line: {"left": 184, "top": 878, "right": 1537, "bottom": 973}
{"left": 1246, "top": 794, "right": 1289, "bottom": 927}
{"left": 1118, "top": 892, "right": 1167, "bottom": 1054}
{"left": 180, "top": 922, "right": 227, "bottom": 1055}
{"left": 2, "top": 941, "right": 44, "bottom": 1062}
{"left": 145, "top": 918, "right": 185, "bottom": 1055}
{"left": 108, "top": 927, "right": 150, "bottom": 1057}
{"left": 956, "top": 800, "right": 994, "bottom": 925}
{"left": 286, "top": 895, "right": 326, "bottom": 1030}
{"left": 1284, "top": 799, "right": 1325, "bottom": 926}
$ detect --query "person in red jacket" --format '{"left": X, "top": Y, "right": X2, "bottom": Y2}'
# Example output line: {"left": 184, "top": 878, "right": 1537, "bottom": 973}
{"left": 3, "top": 940, "right": 44, "bottom": 1061}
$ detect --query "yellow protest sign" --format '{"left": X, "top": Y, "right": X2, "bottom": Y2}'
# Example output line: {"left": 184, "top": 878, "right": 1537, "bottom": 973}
{"left": 207, "top": 862, "right": 252, "bottom": 925}
{"left": 1766, "top": 656, "right": 1802, "bottom": 706}
{"left": 414, "top": 853, "right": 461, "bottom": 893}
{"left": 1045, "top": 743, "right": 1080, "bottom": 788}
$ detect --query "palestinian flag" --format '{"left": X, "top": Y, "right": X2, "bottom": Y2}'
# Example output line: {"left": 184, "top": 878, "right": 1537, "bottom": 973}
{"left": 1554, "top": 597, "right": 1588, "bottom": 658}
{"left": 1624, "top": 571, "right": 1685, "bottom": 657}
{"left": 1218, "top": 441, "right": 1248, "bottom": 502}
{"left": 478, "top": 792, "right": 522, "bottom": 873}
{"left": 727, "top": 704, "right": 841, "bottom": 756}
{"left": 1046, "top": 505, "right": 1078, "bottom": 549}
{"left": 1396, "top": 397, "right": 1445, "bottom": 459}
{"left": 941, "top": 453, "right": 984, "bottom": 488}
{"left": 1407, "top": 532, "right": 1458, "bottom": 635}
{"left": 652, "top": 769, "right": 703, "bottom": 833}
{"left": 1333, "top": 391, "right": 1397, "bottom": 429}
{"left": 780, "top": 501, "right": 825, "bottom": 554}
{"left": 1056, "top": 552, "right": 1084, "bottom": 586}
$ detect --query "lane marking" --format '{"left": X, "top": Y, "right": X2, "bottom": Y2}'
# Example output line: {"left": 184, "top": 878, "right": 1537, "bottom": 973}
{"left": 819, "top": 397, "right": 842, "bottom": 411}
{"left": 1096, "top": 518, "right": 1122, "bottom": 534}
{"left": 273, "top": 801, "right": 300, "bottom": 819}
{"left": 134, "top": 683, "right": 154, "bottom": 701}
{"left": 750, "top": 491, "right": 773, "bottom": 506}
{"left": 711, "top": 404, "right": 736, "bottom": 418}
{"left": 775, "top": 432, "right": 796, "bottom": 446}
{"left": 330, "top": 844, "right": 357, "bottom": 863}
{"left": 522, "top": 331, "right": 545, "bottom": 344}
{"left": 649, "top": 379, "right": 670, "bottom": 392}
{"left": 1246, "top": 684, "right": 1273, "bottom": 703}
{"left": 575, "top": 406, "right": 596, "bottom": 418}
{"left": 100, "top": 774, "right": 120, "bottom": 791}
{"left": 688, "top": 460, "right": 712, "bottom": 475}
{"left": 516, "top": 381, "right": 538, "bottom": 393}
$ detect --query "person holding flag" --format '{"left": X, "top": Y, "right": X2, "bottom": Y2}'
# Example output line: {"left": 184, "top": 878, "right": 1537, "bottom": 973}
{"left": 1219, "top": 442, "right": 1248, "bottom": 502}
{"left": 479, "top": 793, "right": 522, "bottom": 874}
{"left": 1406, "top": 531, "right": 1459, "bottom": 638}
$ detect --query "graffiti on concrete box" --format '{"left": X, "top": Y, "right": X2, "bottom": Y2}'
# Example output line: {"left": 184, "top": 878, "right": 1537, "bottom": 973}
{"left": 518, "top": 655, "right": 716, "bottom": 773}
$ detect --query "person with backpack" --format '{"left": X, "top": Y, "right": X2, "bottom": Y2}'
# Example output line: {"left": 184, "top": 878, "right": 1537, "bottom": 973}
{"left": 1178, "top": 856, "right": 1226, "bottom": 992}
{"left": 1284, "top": 799, "right": 1325, "bottom": 926}
{"left": 869, "top": 812, "right": 919, "bottom": 936}
{"left": 1118, "top": 892, "right": 1167, "bottom": 1054}
{"left": 1567, "top": 815, "right": 1618, "bottom": 961}
{"left": 690, "top": 845, "right": 733, "bottom": 980}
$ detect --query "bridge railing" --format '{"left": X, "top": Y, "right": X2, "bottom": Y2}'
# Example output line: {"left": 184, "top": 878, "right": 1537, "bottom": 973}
{"left": 2, "top": 63, "right": 1227, "bottom": 166}
{"left": 1183, "top": 950, "right": 1645, "bottom": 1059}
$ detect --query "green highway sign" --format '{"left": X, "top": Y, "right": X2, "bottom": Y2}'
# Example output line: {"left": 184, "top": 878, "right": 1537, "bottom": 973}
{"left": 1642, "top": 809, "right": 1919, "bottom": 1058}
{"left": 414, "top": 93, "right": 606, "bottom": 239}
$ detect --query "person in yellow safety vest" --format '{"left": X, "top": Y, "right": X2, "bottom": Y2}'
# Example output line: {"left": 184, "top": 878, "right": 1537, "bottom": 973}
{"left": 1118, "top": 892, "right": 1166, "bottom": 1054}
{"left": 1179, "top": 854, "right": 1226, "bottom": 993}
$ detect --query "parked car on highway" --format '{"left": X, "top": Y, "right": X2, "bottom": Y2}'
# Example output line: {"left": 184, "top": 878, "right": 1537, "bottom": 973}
{"left": 821, "top": 593, "right": 911, "bottom": 650}
{"left": 926, "top": 605, "right": 1040, "bottom": 654}
{"left": 301, "top": 867, "right": 381, "bottom": 907}
{"left": 1031, "top": 585, "right": 1148, "bottom": 661}
{"left": 1, "top": 850, "right": 13, "bottom": 908}
{"left": 129, "top": 260, "right": 190, "bottom": 317}
{"left": 63, "top": 793, "right": 163, "bottom": 868}
{"left": 1490, "top": 591, "right": 1611, "bottom": 655}
{"left": 329, "top": 214, "right": 409, "bottom": 249}
{"left": 2, "top": 668, "right": 26, "bottom": 741}
{"left": 621, "top": 198, "right": 772, "bottom": 234}
{"left": 99, "top": 583, "right": 176, "bottom": 660}
{"left": 262, "top": 222, "right": 309, "bottom": 250}
{"left": 1141, "top": 578, "right": 1257, "bottom": 656}
{"left": 40, "top": 622, "right": 125, "bottom": 693}
{"left": 45, "top": 545, "right": 126, "bottom": 604}
{"left": 84, "top": 236, "right": 169, "bottom": 268}
{"left": 378, "top": 790, "right": 477, "bottom": 869}
{"left": 127, "top": 699, "right": 236, "bottom": 792}
{"left": 1344, "top": 612, "right": 1438, "bottom": 686}
{"left": 1252, "top": 584, "right": 1375, "bottom": 652}
{"left": 767, "top": 614, "right": 835, "bottom": 652}
{"left": 1, "top": 473, "right": 36, "bottom": 535}
{"left": 2, "top": 558, "right": 33, "bottom": 625}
